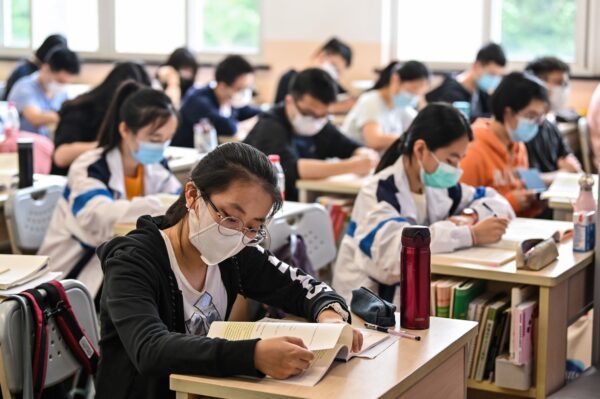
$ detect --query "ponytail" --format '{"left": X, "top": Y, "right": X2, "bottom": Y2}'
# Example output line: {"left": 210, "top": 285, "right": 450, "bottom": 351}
{"left": 370, "top": 61, "right": 400, "bottom": 91}
{"left": 375, "top": 103, "right": 472, "bottom": 173}
{"left": 370, "top": 60, "right": 431, "bottom": 91}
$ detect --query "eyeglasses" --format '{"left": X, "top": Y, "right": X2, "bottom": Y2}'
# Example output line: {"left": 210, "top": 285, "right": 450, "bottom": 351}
{"left": 202, "top": 194, "right": 267, "bottom": 246}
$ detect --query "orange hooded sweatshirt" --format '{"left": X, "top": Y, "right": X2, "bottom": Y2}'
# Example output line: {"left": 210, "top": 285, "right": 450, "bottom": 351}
{"left": 460, "top": 119, "right": 534, "bottom": 216}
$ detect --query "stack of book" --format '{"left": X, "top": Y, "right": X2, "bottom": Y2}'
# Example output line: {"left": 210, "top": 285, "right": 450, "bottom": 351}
{"left": 317, "top": 196, "right": 354, "bottom": 244}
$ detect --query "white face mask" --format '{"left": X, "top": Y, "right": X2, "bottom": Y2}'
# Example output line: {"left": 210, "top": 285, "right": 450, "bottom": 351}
{"left": 320, "top": 62, "right": 339, "bottom": 81}
{"left": 549, "top": 85, "right": 570, "bottom": 112}
{"left": 187, "top": 199, "right": 246, "bottom": 265}
{"left": 292, "top": 112, "right": 328, "bottom": 137}
{"left": 231, "top": 88, "right": 253, "bottom": 108}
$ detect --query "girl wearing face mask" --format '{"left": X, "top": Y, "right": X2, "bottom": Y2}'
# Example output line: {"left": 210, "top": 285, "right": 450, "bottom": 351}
{"left": 94, "top": 142, "right": 362, "bottom": 399}
{"left": 460, "top": 72, "right": 550, "bottom": 218}
{"left": 333, "top": 103, "right": 514, "bottom": 305}
{"left": 157, "top": 47, "right": 199, "bottom": 108}
{"left": 39, "top": 81, "right": 181, "bottom": 297}
{"left": 342, "top": 61, "right": 431, "bottom": 152}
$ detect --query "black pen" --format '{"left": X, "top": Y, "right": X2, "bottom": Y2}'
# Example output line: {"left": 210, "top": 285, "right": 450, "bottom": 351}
{"left": 364, "top": 322, "right": 421, "bottom": 341}
{"left": 482, "top": 202, "right": 498, "bottom": 217}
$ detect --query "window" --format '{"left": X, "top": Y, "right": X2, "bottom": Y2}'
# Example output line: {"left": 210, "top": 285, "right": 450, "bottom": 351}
{"left": 500, "top": 0, "right": 576, "bottom": 62}
{"left": 2, "top": 0, "right": 30, "bottom": 47}
{"left": 115, "top": 0, "right": 186, "bottom": 54}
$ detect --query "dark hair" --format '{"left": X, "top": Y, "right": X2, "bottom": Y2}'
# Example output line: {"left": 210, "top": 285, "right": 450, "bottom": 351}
{"left": 490, "top": 72, "right": 549, "bottom": 123}
{"left": 288, "top": 68, "right": 337, "bottom": 105}
{"left": 371, "top": 60, "right": 430, "bottom": 90}
{"left": 525, "top": 56, "right": 570, "bottom": 78}
{"left": 35, "top": 34, "right": 67, "bottom": 63}
{"left": 165, "top": 47, "right": 199, "bottom": 77}
{"left": 97, "top": 81, "right": 177, "bottom": 151}
{"left": 319, "top": 37, "right": 353, "bottom": 67}
{"left": 215, "top": 55, "right": 253, "bottom": 86}
{"left": 45, "top": 47, "right": 80, "bottom": 75}
{"left": 61, "top": 62, "right": 151, "bottom": 112}
{"left": 164, "top": 142, "right": 283, "bottom": 227}
{"left": 476, "top": 42, "right": 506, "bottom": 67}
{"left": 376, "top": 103, "right": 472, "bottom": 173}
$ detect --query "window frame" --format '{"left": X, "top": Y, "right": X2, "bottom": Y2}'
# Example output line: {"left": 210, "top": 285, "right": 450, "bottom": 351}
{"left": 0, "top": 0, "right": 265, "bottom": 64}
{"left": 389, "top": 0, "right": 600, "bottom": 77}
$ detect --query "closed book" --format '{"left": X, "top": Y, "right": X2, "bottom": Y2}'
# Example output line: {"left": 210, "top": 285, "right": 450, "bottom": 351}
{"left": 510, "top": 286, "right": 535, "bottom": 362}
{"left": 515, "top": 300, "right": 537, "bottom": 365}
{"left": 468, "top": 292, "right": 502, "bottom": 378}
{"left": 475, "top": 296, "right": 510, "bottom": 381}
{"left": 448, "top": 279, "right": 466, "bottom": 318}
{"left": 484, "top": 308, "right": 510, "bottom": 381}
{"left": 453, "top": 279, "right": 485, "bottom": 320}
{"left": 435, "top": 279, "right": 457, "bottom": 318}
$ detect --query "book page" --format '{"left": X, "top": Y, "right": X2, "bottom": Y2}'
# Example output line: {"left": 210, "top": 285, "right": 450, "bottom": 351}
{"left": 0, "top": 255, "right": 49, "bottom": 289}
{"left": 540, "top": 172, "right": 598, "bottom": 201}
{"left": 208, "top": 321, "right": 349, "bottom": 351}
{"left": 349, "top": 329, "right": 397, "bottom": 360}
{"left": 276, "top": 344, "right": 345, "bottom": 386}
{"left": 432, "top": 247, "right": 515, "bottom": 267}
{"left": 487, "top": 218, "right": 573, "bottom": 250}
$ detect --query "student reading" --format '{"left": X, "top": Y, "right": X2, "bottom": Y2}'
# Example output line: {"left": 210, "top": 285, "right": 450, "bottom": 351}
{"left": 333, "top": 103, "right": 514, "bottom": 304}
{"left": 39, "top": 82, "right": 181, "bottom": 297}
{"left": 460, "top": 72, "right": 549, "bottom": 218}
{"left": 523, "top": 57, "right": 581, "bottom": 180}
{"left": 426, "top": 43, "right": 506, "bottom": 121}
{"left": 51, "top": 62, "right": 151, "bottom": 175}
{"left": 94, "top": 142, "right": 362, "bottom": 399}
{"left": 274, "top": 37, "right": 356, "bottom": 114}
{"left": 8, "top": 46, "right": 80, "bottom": 137}
{"left": 173, "top": 55, "right": 259, "bottom": 147}
{"left": 244, "top": 68, "right": 378, "bottom": 201}
{"left": 342, "top": 60, "right": 430, "bottom": 152}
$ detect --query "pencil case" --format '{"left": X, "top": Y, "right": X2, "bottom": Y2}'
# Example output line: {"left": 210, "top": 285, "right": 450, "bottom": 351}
{"left": 351, "top": 286, "right": 396, "bottom": 327}
{"left": 516, "top": 237, "right": 559, "bottom": 271}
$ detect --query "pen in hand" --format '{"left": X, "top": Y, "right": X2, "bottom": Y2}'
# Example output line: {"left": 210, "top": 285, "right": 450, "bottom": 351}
{"left": 482, "top": 202, "right": 497, "bottom": 217}
{"left": 364, "top": 322, "right": 421, "bottom": 341}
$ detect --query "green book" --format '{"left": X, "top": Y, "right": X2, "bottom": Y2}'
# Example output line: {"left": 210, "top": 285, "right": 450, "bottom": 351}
{"left": 474, "top": 296, "right": 510, "bottom": 381}
{"left": 453, "top": 280, "right": 485, "bottom": 320}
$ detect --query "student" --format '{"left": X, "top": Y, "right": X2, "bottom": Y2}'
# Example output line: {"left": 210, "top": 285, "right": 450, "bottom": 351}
{"left": 157, "top": 47, "right": 199, "bottom": 108}
{"left": 244, "top": 68, "right": 378, "bottom": 201}
{"left": 332, "top": 103, "right": 513, "bottom": 304}
{"left": 274, "top": 37, "right": 356, "bottom": 114}
{"left": 342, "top": 61, "right": 430, "bottom": 152}
{"left": 8, "top": 47, "right": 80, "bottom": 137}
{"left": 52, "top": 62, "right": 152, "bottom": 175}
{"left": 589, "top": 83, "right": 600, "bottom": 168}
{"left": 173, "top": 55, "right": 259, "bottom": 147}
{"left": 426, "top": 43, "right": 506, "bottom": 120}
{"left": 460, "top": 72, "right": 549, "bottom": 218}
{"left": 524, "top": 57, "right": 581, "bottom": 178}
{"left": 38, "top": 82, "right": 181, "bottom": 297}
{"left": 94, "top": 142, "right": 362, "bottom": 399}
{"left": 1, "top": 34, "right": 67, "bottom": 100}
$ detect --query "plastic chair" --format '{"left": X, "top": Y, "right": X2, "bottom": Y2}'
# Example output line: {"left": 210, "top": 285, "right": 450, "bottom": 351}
{"left": 578, "top": 117, "right": 594, "bottom": 174}
{"left": 0, "top": 279, "right": 99, "bottom": 399}
{"left": 267, "top": 201, "right": 337, "bottom": 271}
{"left": 5, "top": 184, "right": 64, "bottom": 254}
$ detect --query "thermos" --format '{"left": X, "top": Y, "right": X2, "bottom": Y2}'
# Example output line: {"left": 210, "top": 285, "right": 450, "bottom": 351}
{"left": 17, "top": 138, "right": 34, "bottom": 188}
{"left": 400, "top": 226, "right": 431, "bottom": 330}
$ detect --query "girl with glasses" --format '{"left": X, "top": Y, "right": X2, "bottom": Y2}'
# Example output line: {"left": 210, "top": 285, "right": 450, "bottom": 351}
{"left": 95, "top": 142, "right": 362, "bottom": 399}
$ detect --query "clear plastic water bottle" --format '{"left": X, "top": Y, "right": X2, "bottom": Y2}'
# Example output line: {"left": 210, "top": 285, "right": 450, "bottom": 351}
{"left": 193, "top": 118, "right": 217, "bottom": 153}
{"left": 268, "top": 154, "right": 285, "bottom": 201}
{"left": 6, "top": 101, "right": 20, "bottom": 138}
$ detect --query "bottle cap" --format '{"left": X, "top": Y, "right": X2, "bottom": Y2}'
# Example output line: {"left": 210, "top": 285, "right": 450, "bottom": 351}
{"left": 268, "top": 154, "right": 280, "bottom": 163}
{"left": 579, "top": 174, "right": 595, "bottom": 190}
{"left": 401, "top": 226, "right": 431, "bottom": 246}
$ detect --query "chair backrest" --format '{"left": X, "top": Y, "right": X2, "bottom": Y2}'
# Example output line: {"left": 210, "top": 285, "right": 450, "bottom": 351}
{"left": 578, "top": 117, "right": 593, "bottom": 173}
{"left": 0, "top": 279, "right": 99, "bottom": 398}
{"left": 5, "top": 184, "right": 64, "bottom": 253}
{"left": 268, "top": 202, "right": 337, "bottom": 271}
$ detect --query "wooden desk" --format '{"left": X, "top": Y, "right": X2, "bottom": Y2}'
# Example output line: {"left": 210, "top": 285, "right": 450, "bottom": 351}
{"left": 432, "top": 240, "right": 595, "bottom": 399}
{"left": 165, "top": 146, "right": 204, "bottom": 184}
{"left": 296, "top": 174, "right": 365, "bottom": 203}
{"left": 170, "top": 316, "right": 478, "bottom": 399}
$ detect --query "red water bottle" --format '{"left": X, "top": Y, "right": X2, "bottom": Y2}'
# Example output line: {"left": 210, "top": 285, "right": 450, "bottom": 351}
{"left": 400, "top": 226, "right": 431, "bottom": 330}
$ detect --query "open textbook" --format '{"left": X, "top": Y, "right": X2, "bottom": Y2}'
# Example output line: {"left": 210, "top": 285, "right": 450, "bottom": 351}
{"left": 207, "top": 321, "right": 396, "bottom": 386}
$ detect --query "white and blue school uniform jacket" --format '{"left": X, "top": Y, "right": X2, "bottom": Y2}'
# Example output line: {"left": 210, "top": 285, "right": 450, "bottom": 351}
{"left": 38, "top": 147, "right": 181, "bottom": 296}
{"left": 332, "top": 155, "right": 514, "bottom": 305}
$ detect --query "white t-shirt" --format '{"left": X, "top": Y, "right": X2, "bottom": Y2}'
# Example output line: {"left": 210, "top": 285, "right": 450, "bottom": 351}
{"left": 160, "top": 230, "right": 228, "bottom": 336}
{"left": 341, "top": 90, "right": 417, "bottom": 145}
{"left": 411, "top": 191, "right": 428, "bottom": 225}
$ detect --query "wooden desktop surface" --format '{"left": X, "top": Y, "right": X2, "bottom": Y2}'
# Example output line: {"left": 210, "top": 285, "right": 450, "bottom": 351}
{"left": 170, "top": 316, "right": 477, "bottom": 399}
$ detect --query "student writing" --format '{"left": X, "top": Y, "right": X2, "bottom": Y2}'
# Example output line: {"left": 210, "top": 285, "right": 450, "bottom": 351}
{"left": 52, "top": 62, "right": 151, "bottom": 175}
{"left": 333, "top": 103, "right": 514, "bottom": 304}
{"left": 38, "top": 82, "right": 181, "bottom": 297}
{"left": 244, "top": 68, "right": 378, "bottom": 201}
{"left": 342, "top": 60, "right": 430, "bottom": 152}
{"left": 94, "top": 142, "right": 362, "bottom": 399}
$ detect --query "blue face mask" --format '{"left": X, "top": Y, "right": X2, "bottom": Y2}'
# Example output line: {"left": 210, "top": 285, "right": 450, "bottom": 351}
{"left": 509, "top": 117, "right": 540, "bottom": 143}
{"left": 393, "top": 91, "right": 419, "bottom": 108}
{"left": 421, "top": 153, "right": 463, "bottom": 189}
{"left": 131, "top": 140, "right": 170, "bottom": 165}
{"left": 476, "top": 74, "right": 501, "bottom": 93}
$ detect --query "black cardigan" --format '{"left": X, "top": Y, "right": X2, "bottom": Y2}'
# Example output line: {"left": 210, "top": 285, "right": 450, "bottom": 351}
{"left": 94, "top": 215, "right": 348, "bottom": 399}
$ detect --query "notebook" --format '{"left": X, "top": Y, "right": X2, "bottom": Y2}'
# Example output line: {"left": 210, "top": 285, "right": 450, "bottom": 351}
{"left": 516, "top": 168, "right": 546, "bottom": 193}
{"left": 0, "top": 255, "right": 50, "bottom": 290}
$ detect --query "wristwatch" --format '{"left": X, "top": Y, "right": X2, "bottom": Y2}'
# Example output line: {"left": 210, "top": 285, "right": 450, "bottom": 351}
{"left": 461, "top": 208, "right": 479, "bottom": 224}
{"left": 319, "top": 302, "right": 349, "bottom": 322}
